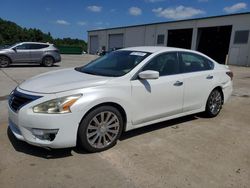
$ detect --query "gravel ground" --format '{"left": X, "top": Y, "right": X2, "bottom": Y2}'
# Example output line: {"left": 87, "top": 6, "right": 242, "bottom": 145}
{"left": 0, "top": 55, "right": 249, "bottom": 188}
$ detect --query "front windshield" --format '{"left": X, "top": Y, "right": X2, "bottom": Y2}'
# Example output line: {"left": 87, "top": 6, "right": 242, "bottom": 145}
{"left": 76, "top": 50, "right": 151, "bottom": 77}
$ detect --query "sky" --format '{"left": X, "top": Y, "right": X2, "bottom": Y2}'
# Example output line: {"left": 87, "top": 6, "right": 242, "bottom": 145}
{"left": 0, "top": 0, "right": 249, "bottom": 41}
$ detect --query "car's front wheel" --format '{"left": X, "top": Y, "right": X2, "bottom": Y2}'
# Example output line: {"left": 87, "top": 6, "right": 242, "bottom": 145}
{"left": 205, "top": 89, "right": 223, "bottom": 117}
{"left": 78, "top": 106, "right": 124, "bottom": 152}
{"left": 42, "top": 56, "right": 54, "bottom": 67}
{"left": 0, "top": 56, "right": 10, "bottom": 68}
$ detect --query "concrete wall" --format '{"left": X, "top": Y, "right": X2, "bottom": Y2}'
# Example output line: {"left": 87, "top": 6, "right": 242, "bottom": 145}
{"left": 88, "top": 13, "right": 250, "bottom": 66}
{"left": 144, "top": 25, "right": 156, "bottom": 46}
{"left": 124, "top": 26, "right": 145, "bottom": 47}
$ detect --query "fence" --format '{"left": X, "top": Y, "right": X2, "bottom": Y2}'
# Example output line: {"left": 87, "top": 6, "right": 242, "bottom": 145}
{"left": 57, "top": 46, "right": 83, "bottom": 54}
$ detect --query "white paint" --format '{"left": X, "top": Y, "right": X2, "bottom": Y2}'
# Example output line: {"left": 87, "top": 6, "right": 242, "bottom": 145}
{"left": 8, "top": 47, "right": 233, "bottom": 148}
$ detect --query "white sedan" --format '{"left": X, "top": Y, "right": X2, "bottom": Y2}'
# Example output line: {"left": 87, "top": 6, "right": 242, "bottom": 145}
{"left": 8, "top": 47, "right": 233, "bottom": 152}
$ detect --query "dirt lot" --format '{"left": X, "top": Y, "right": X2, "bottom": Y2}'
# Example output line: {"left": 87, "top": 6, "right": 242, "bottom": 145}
{"left": 0, "top": 55, "right": 249, "bottom": 188}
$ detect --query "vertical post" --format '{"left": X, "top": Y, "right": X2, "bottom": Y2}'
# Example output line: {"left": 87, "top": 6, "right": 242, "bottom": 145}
{"left": 165, "top": 30, "right": 168, "bottom": 46}
{"left": 225, "top": 54, "right": 229, "bottom": 65}
{"left": 87, "top": 33, "right": 90, "bottom": 54}
{"left": 191, "top": 28, "right": 198, "bottom": 50}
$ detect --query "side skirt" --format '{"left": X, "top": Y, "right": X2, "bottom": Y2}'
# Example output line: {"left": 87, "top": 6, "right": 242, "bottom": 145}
{"left": 125, "top": 107, "right": 205, "bottom": 132}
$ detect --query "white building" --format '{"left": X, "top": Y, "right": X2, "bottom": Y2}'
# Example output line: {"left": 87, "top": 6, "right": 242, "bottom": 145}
{"left": 88, "top": 12, "right": 250, "bottom": 66}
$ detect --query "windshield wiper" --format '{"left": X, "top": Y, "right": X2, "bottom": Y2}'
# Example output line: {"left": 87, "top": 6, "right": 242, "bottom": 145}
{"left": 75, "top": 67, "right": 96, "bottom": 75}
{"left": 82, "top": 70, "right": 100, "bottom": 76}
{"left": 75, "top": 68, "right": 118, "bottom": 77}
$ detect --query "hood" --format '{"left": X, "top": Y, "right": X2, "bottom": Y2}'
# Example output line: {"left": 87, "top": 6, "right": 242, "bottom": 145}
{"left": 0, "top": 48, "right": 11, "bottom": 53}
{"left": 19, "top": 68, "right": 111, "bottom": 94}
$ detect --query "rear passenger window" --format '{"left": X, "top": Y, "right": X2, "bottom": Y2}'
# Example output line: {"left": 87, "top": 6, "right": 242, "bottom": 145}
{"left": 142, "top": 52, "right": 179, "bottom": 76}
{"left": 179, "top": 52, "right": 213, "bottom": 73}
{"left": 40, "top": 44, "right": 49, "bottom": 48}
{"left": 29, "top": 44, "right": 49, "bottom": 49}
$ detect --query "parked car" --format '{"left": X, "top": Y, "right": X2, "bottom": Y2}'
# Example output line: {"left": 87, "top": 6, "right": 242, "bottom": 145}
{"left": 8, "top": 46, "right": 233, "bottom": 152}
{"left": 0, "top": 42, "right": 61, "bottom": 68}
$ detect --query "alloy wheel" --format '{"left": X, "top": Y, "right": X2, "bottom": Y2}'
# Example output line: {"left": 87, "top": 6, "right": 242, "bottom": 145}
{"left": 43, "top": 56, "right": 54, "bottom": 67}
{"left": 86, "top": 111, "right": 120, "bottom": 149}
{"left": 208, "top": 90, "right": 222, "bottom": 115}
{"left": 0, "top": 56, "right": 10, "bottom": 68}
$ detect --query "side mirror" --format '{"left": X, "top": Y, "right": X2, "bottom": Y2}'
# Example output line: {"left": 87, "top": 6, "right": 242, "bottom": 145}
{"left": 138, "top": 70, "right": 159, "bottom": 80}
{"left": 12, "top": 47, "right": 17, "bottom": 51}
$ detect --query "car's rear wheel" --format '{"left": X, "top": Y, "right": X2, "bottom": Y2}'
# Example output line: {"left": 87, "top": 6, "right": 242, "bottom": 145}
{"left": 78, "top": 106, "right": 123, "bottom": 152}
{"left": 0, "top": 56, "right": 10, "bottom": 68}
{"left": 42, "top": 56, "right": 54, "bottom": 67}
{"left": 205, "top": 89, "right": 223, "bottom": 117}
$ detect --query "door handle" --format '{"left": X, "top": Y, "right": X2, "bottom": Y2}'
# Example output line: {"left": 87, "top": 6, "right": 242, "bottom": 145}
{"left": 174, "top": 81, "right": 183, "bottom": 86}
{"left": 206, "top": 75, "right": 213, "bottom": 79}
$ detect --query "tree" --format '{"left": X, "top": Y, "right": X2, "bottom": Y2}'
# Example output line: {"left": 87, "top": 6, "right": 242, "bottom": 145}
{"left": 0, "top": 17, "right": 87, "bottom": 51}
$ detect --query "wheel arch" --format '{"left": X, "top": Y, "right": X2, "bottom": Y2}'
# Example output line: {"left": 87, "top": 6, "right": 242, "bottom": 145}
{"left": 211, "top": 86, "right": 224, "bottom": 104}
{"left": 0, "top": 54, "right": 12, "bottom": 64}
{"left": 78, "top": 102, "right": 128, "bottom": 133}
{"left": 42, "top": 54, "right": 55, "bottom": 63}
{"left": 213, "top": 86, "right": 224, "bottom": 104}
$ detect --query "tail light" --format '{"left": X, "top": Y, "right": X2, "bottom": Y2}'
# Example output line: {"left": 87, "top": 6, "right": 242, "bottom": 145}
{"left": 226, "top": 71, "right": 233, "bottom": 80}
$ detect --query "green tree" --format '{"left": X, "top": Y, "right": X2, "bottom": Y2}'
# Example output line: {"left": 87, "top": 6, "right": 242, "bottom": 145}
{"left": 0, "top": 17, "right": 87, "bottom": 51}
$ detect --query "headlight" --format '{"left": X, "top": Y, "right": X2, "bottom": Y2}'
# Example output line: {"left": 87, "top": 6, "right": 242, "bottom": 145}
{"left": 33, "top": 94, "right": 82, "bottom": 114}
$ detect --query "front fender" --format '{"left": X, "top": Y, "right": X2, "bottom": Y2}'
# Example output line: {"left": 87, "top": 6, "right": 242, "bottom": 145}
{"left": 70, "top": 85, "right": 133, "bottom": 128}
{"left": 0, "top": 53, "right": 13, "bottom": 63}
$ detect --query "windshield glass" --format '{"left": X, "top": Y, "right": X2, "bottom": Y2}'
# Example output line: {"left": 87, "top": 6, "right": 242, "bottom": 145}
{"left": 76, "top": 50, "right": 151, "bottom": 77}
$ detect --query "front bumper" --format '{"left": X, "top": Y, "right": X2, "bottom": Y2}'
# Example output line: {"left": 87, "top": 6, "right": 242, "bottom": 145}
{"left": 8, "top": 89, "right": 82, "bottom": 149}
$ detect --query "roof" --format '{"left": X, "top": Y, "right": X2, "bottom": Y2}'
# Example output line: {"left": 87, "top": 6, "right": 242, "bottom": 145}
{"left": 21, "top": 42, "right": 52, "bottom": 45}
{"left": 118, "top": 46, "right": 216, "bottom": 61}
{"left": 119, "top": 46, "right": 190, "bottom": 53}
{"left": 88, "top": 12, "right": 250, "bottom": 32}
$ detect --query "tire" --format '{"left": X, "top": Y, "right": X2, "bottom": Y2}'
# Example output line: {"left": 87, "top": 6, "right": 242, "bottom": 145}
{"left": 78, "top": 106, "right": 124, "bottom": 152}
{"left": 205, "top": 89, "right": 223, "bottom": 117}
{"left": 42, "top": 56, "right": 54, "bottom": 67}
{"left": 0, "top": 56, "right": 10, "bottom": 68}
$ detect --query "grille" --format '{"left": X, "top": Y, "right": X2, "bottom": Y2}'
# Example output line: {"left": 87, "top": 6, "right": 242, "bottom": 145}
{"left": 9, "top": 90, "right": 41, "bottom": 112}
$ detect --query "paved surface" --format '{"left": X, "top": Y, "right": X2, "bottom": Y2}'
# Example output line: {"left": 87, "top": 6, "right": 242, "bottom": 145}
{"left": 0, "top": 56, "right": 250, "bottom": 188}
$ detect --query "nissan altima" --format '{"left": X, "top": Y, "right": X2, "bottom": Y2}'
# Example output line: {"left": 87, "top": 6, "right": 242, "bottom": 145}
{"left": 8, "top": 47, "right": 233, "bottom": 152}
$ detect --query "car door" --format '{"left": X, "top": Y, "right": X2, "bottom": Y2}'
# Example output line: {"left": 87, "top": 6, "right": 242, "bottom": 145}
{"left": 12, "top": 43, "right": 31, "bottom": 62}
{"left": 29, "top": 44, "right": 47, "bottom": 62}
{"left": 131, "top": 52, "right": 184, "bottom": 125}
{"left": 179, "top": 52, "right": 215, "bottom": 112}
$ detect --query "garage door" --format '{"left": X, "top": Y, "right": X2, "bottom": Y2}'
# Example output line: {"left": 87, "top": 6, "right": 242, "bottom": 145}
{"left": 90, "top": 35, "right": 98, "bottom": 54}
{"left": 108, "top": 34, "right": 124, "bottom": 50}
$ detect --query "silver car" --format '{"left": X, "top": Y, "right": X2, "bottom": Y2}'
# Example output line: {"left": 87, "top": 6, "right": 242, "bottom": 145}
{"left": 0, "top": 42, "right": 61, "bottom": 68}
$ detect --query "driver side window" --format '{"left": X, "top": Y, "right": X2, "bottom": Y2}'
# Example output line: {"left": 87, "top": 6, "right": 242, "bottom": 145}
{"left": 16, "top": 44, "right": 30, "bottom": 50}
{"left": 142, "top": 52, "right": 179, "bottom": 76}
